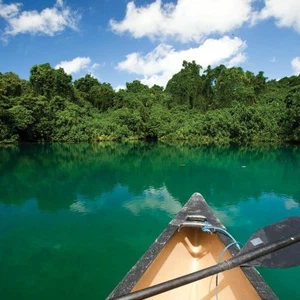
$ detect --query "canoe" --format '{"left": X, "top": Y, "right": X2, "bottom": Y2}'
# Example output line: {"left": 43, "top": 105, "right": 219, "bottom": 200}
{"left": 107, "top": 193, "right": 278, "bottom": 300}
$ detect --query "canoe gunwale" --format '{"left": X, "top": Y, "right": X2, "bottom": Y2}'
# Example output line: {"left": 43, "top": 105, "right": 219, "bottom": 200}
{"left": 107, "top": 193, "right": 278, "bottom": 300}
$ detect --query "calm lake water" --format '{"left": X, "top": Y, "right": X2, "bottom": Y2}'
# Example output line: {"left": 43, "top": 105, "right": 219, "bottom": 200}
{"left": 0, "top": 142, "right": 299, "bottom": 299}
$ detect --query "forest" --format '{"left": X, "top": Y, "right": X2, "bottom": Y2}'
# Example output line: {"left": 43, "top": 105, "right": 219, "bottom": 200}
{"left": 0, "top": 61, "right": 299, "bottom": 144}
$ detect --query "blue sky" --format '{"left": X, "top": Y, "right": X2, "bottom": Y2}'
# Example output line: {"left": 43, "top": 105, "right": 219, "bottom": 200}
{"left": 0, "top": 0, "right": 299, "bottom": 89}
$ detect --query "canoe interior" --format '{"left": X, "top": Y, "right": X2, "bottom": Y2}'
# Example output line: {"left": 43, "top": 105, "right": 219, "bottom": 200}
{"left": 107, "top": 193, "right": 277, "bottom": 300}
{"left": 131, "top": 227, "right": 260, "bottom": 300}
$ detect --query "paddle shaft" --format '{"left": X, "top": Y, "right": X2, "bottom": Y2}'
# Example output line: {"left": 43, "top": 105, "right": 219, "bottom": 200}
{"left": 110, "top": 234, "right": 300, "bottom": 300}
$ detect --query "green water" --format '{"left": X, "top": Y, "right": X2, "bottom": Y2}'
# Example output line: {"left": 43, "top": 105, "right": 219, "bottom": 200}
{"left": 0, "top": 142, "right": 299, "bottom": 300}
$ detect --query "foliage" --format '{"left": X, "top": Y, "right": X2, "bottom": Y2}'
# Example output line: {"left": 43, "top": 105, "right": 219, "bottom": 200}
{"left": 30, "top": 64, "right": 74, "bottom": 101}
{"left": 283, "top": 86, "right": 300, "bottom": 142}
{"left": 0, "top": 62, "right": 299, "bottom": 144}
{"left": 0, "top": 72, "right": 23, "bottom": 98}
{"left": 166, "top": 61, "right": 203, "bottom": 109}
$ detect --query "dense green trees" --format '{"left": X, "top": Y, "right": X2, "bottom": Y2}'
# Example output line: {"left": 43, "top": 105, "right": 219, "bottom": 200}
{"left": 0, "top": 62, "right": 299, "bottom": 144}
{"left": 284, "top": 86, "right": 300, "bottom": 142}
{"left": 166, "top": 61, "right": 203, "bottom": 109}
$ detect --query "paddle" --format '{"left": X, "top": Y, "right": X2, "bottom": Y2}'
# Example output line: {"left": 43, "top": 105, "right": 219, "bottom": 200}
{"left": 109, "top": 216, "right": 300, "bottom": 300}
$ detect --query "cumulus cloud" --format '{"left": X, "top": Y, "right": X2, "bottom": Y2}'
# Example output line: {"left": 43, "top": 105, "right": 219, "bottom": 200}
{"left": 110, "top": 0, "right": 253, "bottom": 43}
{"left": 0, "top": 1, "right": 20, "bottom": 19}
{"left": 291, "top": 57, "right": 300, "bottom": 75}
{"left": 0, "top": 0, "right": 79, "bottom": 37}
{"left": 252, "top": 0, "right": 300, "bottom": 32}
{"left": 55, "top": 57, "right": 99, "bottom": 75}
{"left": 117, "top": 36, "right": 247, "bottom": 87}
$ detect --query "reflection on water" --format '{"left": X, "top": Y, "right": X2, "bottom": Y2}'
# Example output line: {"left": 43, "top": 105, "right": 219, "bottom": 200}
{"left": 123, "top": 186, "right": 182, "bottom": 216}
{"left": 211, "top": 192, "right": 300, "bottom": 233}
{"left": 285, "top": 198, "right": 299, "bottom": 210}
{"left": 0, "top": 142, "right": 300, "bottom": 300}
{"left": 68, "top": 185, "right": 182, "bottom": 217}
{"left": 1, "top": 142, "right": 300, "bottom": 211}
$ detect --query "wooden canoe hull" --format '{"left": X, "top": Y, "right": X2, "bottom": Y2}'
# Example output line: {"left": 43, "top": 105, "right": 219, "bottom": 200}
{"left": 107, "top": 193, "right": 278, "bottom": 299}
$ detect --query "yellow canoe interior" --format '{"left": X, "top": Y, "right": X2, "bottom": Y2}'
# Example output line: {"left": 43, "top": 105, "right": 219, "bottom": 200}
{"left": 131, "top": 227, "right": 260, "bottom": 300}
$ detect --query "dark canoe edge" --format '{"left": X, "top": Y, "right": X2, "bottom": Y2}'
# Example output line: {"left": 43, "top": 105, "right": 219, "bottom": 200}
{"left": 106, "top": 193, "right": 278, "bottom": 300}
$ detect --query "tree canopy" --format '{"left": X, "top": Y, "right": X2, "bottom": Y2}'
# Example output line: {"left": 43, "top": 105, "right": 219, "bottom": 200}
{"left": 0, "top": 62, "right": 299, "bottom": 144}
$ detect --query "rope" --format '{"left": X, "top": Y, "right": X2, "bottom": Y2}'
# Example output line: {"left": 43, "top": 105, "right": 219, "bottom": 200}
{"left": 202, "top": 222, "right": 241, "bottom": 249}
{"left": 215, "top": 241, "right": 243, "bottom": 300}
{"left": 201, "top": 222, "right": 242, "bottom": 300}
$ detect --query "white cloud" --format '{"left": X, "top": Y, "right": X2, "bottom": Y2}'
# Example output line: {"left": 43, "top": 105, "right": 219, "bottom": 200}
{"left": 55, "top": 57, "right": 99, "bottom": 75}
{"left": 227, "top": 52, "right": 247, "bottom": 67}
{"left": 110, "top": 0, "right": 253, "bottom": 43}
{"left": 252, "top": 0, "right": 300, "bottom": 32}
{"left": 291, "top": 57, "right": 300, "bottom": 75}
{"left": 0, "top": 0, "right": 79, "bottom": 37}
{"left": 91, "top": 63, "right": 101, "bottom": 69}
{"left": 114, "top": 85, "right": 126, "bottom": 91}
{"left": 117, "top": 36, "right": 247, "bottom": 87}
{"left": 0, "top": 0, "right": 20, "bottom": 19}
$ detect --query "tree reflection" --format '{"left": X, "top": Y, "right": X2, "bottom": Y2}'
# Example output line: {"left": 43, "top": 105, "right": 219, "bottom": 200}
{"left": 0, "top": 142, "right": 299, "bottom": 212}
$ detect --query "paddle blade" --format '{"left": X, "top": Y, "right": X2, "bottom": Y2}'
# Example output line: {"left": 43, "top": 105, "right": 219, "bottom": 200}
{"left": 239, "top": 216, "right": 300, "bottom": 268}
